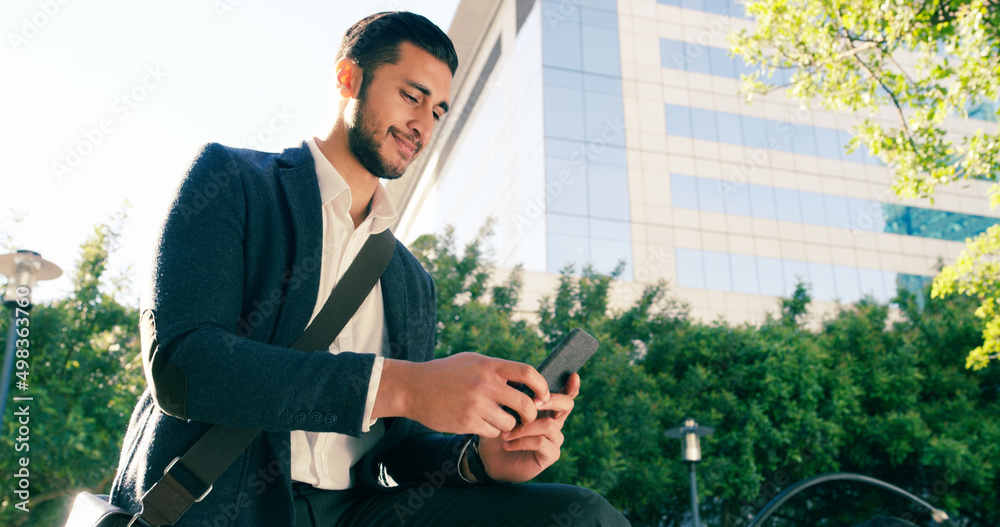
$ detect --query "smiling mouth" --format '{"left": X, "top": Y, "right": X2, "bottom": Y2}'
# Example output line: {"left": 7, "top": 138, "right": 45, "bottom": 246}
{"left": 391, "top": 131, "right": 419, "bottom": 159}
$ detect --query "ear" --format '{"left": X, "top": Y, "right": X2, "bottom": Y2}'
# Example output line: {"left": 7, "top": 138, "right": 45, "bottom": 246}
{"left": 335, "top": 57, "right": 363, "bottom": 99}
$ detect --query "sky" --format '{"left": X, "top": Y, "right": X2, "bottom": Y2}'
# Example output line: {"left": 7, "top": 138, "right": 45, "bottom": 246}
{"left": 0, "top": 0, "right": 462, "bottom": 306}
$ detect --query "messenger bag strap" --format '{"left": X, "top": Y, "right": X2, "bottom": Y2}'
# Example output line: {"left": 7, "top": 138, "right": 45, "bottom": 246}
{"left": 133, "top": 229, "right": 396, "bottom": 527}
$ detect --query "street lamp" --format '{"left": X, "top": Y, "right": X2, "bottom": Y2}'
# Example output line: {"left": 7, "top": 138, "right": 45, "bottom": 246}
{"left": 1, "top": 250, "right": 62, "bottom": 430}
{"left": 665, "top": 417, "right": 715, "bottom": 527}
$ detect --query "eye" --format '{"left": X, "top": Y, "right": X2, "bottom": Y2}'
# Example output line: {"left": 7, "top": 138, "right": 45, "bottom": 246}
{"left": 402, "top": 90, "right": 418, "bottom": 104}
{"left": 433, "top": 111, "right": 442, "bottom": 122}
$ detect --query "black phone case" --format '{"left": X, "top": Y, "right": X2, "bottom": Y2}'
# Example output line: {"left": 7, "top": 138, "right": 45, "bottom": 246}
{"left": 506, "top": 328, "right": 599, "bottom": 423}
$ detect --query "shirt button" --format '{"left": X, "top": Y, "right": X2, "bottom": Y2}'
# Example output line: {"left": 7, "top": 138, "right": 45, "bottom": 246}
{"left": 325, "top": 413, "right": 338, "bottom": 426}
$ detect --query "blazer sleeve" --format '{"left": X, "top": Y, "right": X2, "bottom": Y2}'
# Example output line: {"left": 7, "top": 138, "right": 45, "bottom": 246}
{"left": 145, "top": 143, "right": 375, "bottom": 437}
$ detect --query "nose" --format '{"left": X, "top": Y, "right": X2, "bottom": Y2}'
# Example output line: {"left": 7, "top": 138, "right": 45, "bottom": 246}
{"left": 408, "top": 107, "right": 436, "bottom": 145}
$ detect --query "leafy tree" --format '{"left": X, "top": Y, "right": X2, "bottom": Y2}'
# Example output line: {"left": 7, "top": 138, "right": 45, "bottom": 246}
{"left": 0, "top": 216, "right": 144, "bottom": 527}
{"left": 730, "top": 0, "right": 1000, "bottom": 369}
{"left": 411, "top": 227, "right": 1000, "bottom": 526}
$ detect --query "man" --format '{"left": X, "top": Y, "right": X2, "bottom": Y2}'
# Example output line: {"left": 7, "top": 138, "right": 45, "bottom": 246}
{"left": 110, "top": 11, "right": 629, "bottom": 526}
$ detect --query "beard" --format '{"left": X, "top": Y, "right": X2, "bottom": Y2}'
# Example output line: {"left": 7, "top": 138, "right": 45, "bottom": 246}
{"left": 347, "top": 89, "right": 418, "bottom": 181}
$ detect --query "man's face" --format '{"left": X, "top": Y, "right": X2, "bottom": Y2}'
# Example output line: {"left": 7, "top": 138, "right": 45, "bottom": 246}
{"left": 347, "top": 41, "right": 452, "bottom": 180}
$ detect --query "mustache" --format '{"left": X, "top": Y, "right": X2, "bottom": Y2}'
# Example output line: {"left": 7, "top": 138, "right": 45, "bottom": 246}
{"left": 389, "top": 126, "right": 422, "bottom": 153}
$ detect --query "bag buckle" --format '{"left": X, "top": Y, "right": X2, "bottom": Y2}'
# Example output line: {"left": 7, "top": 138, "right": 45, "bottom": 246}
{"left": 163, "top": 456, "right": 213, "bottom": 502}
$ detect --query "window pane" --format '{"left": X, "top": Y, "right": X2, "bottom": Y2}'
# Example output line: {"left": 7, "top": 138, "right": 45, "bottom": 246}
{"left": 691, "top": 107, "right": 719, "bottom": 141}
{"left": 808, "top": 262, "right": 836, "bottom": 302}
{"left": 703, "top": 250, "right": 733, "bottom": 291}
{"left": 716, "top": 110, "right": 743, "bottom": 145}
{"left": 723, "top": 180, "right": 752, "bottom": 216}
{"left": 833, "top": 265, "right": 861, "bottom": 303}
{"left": 582, "top": 25, "right": 621, "bottom": 76}
{"left": 741, "top": 114, "right": 768, "bottom": 148}
{"left": 591, "top": 238, "right": 632, "bottom": 279}
{"left": 546, "top": 155, "right": 588, "bottom": 215}
{"left": 696, "top": 177, "right": 727, "bottom": 214}
{"left": 544, "top": 86, "right": 585, "bottom": 141}
{"left": 749, "top": 183, "right": 777, "bottom": 220}
{"left": 709, "top": 47, "right": 736, "bottom": 78}
{"left": 588, "top": 164, "right": 630, "bottom": 221}
{"left": 672, "top": 174, "right": 698, "bottom": 209}
{"left": 823, "top": 194, "right": 850, "bottom": 229}
{"left": 799, "top": 191, "right": 827, "bottom": 226}
{"left": 731, "top": 253, "right": 759, "bottom": 294}
{"left": 676, "top": 248, "right": 705, "bottom": 289}
{"left": 757, "top": 256, "right": 785, "bottom": 296}
{"left": 774, "top": 187, "right": 803, "bottom": 223}
{"left": 542, "top": 13, "right": 582, "bottom": 70}
{"left": 857, "top": 267, "right": 887, "bottom": 302}
{"left": 547, "top": 233, "right": 589, "bottom": 274}
{"left": 665, "top": 104, "right": 693, "bottom": 137}
{"left": 585, "top": 91, "right": 626, "bottom": 147}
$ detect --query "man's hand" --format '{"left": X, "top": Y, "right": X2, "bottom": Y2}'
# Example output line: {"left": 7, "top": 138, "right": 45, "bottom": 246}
{"left": 374, "top": 352, "right": 551, "bottom": 437}
{"left": 471, "top": 372, "right": 580, "bottom": 483}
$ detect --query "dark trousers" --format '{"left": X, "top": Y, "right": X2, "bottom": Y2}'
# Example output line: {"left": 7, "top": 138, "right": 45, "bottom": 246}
{"left": 292, "top": 482, "right": 631, "bottom": 527}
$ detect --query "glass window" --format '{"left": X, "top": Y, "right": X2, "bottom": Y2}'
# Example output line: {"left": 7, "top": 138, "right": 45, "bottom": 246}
{"left": 709, "top": 47, "right": 736, "bottom": 78}
{"left": 846, "top": 197, "right": 882, "bottom": 233}
{"left": 582, "top": 25, "right": 621, "bottom": 76}
{"left": 584, "top": 0, "right": 619, "bottom": 11}
{"left": 791, "top": 124, "right": 817, "bottom": 157}
{"left": 814, "top": 127, "right": 843, "bottom": 160}
{"left": 584, "top": 73, "right": 623, "bottom": 96}
{"left": 741, "top": 114, "right": 768, "bottom": 148}
{"left": 774, "top": 187, "right": 803, "bottom": 223}
{"left": 767, "top": 119, "right": 794, "bottom": 154}
{"left": 857, "top": 267, "right": 887, "bottom": 303}
{"left": 808, "top": 262, "right": 836, "bottom": 302}
{"left": 681, "top": 0, "right": 706, "bottom": 12}
{"left": 671, "top": 174, "right": 699, "bottom": 209}
{"left": 544, "top": 67, "right": 583, "bottom": 90}
{"left": 696, "top": 177, "right": 727, "bottom": 214}
{"left": 675, "top": 248, "right": 705, "bottom": 289}
{"left": 687, "top": 45, "right": 713, "bottom": 76}
{"left": 723, "top": 181, "right": 752, "bottom": 216}
{"left": 690, "top": 107, "right": 719, "bottom": 142}
{"left": 547, "top": 233, "right": 590, "bottom": 274}
{"left": 591, "top": 239, "right": 632, "bottom": 279}
{"left": 661, "top": 39, "right": 688, "bottom": 71}
{"left": 782, "top": 259, "right": 811, "bottom": 297}
{"left": 703, "top": 250, "right": 733, "bottom": 292}
{"left": 544, "top": 86, "right": 585, "bottom": 141}
{"left": 590, "top": 217, "right": 630, "bottom": 240}
{"left": 546, "top": 155, "right": 589, "bottom": 215}
{"left": 799, "top": 191, "right": 827, "bottom": 226}
{"left": 542, "top": 14, "right": 582, "bottom": 70}
{"left": 823, "top": 194, "right": 850, "bottom": 230}
{"left": 581, "top": 7, "right": 618, "bottom": 29}
{"left": 588, "top": 164, "right": 630, "bottom": 221}
{"left": 839, "top": 130, "right": 866, "bottom": 164}
{"left": 833, "top": 265, "right": 861, "bottom": 303}
{"left": 584, "top": 91, "right": 626, "bottom": 147}
{"left": 665, "top": 104, "right": 694, "bottom": 138}
{"left": 757, "top": 256, "right": 785, "bottom": 296}
{"left": 547, "top": 212, "right": 588, "bottom": 237}
{"left": 731, "top": 253, "right": 760, "bottom": 294}
{"left": 716, "top": 110, "right": 743, "bottom": 145}
{"left": 749, "top": 183, "right": 777, "bottom": 220}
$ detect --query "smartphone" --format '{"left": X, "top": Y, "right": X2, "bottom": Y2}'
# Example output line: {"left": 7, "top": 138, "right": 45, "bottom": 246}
{"left": 505, "top": 328, "right": 599, "bottom": 423}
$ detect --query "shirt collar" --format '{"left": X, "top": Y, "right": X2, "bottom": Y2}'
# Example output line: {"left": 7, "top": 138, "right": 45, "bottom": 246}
{"left": 306, "top": 137, "right": 398, "bottom": 233}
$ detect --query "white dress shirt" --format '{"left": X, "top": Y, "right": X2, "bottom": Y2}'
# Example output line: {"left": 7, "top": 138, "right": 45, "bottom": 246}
{"left": 289, "top": 138, "right": 399, "bottom": 489}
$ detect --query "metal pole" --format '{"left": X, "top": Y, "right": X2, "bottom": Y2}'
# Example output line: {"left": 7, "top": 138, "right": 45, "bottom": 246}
{"left": 689, "top": 462, "right": 700, "bottom": 527}
{"left": 0, "top": 305, "right": 21, "bottom": 431}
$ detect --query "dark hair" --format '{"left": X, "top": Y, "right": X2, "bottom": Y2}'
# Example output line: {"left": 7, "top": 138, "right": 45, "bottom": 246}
{"left": 337, "top": 11, "right": 459, "bottom": 94}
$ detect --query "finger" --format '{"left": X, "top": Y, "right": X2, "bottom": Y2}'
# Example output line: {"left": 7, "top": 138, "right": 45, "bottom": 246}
{"left": 504, "top": 431, "right": 564, "bottom": 457}
{"left": 493, "top": 359, "right": 550, "bottom": 402}
{"left": 563, "top": 372, "right": 581, "bottom": 398}
{"left": 536, "top": 392, "right": 574, "bottom": 414}
{"left": 502, "top": 415, "right": 560, "bottom": 442}
{"left": 495, "top": 385, "right": 538, "bottom": 425}
{"left": 481, "top": 402, "right": 519, "bottom": 435}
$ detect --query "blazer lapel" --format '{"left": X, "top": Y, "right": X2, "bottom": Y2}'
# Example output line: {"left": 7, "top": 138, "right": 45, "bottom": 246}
{"left": 275, "top": 142, "right": 323, "bottom": 343}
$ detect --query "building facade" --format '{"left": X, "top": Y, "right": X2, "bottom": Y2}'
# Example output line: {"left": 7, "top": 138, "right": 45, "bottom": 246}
{"left": 386, "top": 0, "right": 1000, "bottom": 323}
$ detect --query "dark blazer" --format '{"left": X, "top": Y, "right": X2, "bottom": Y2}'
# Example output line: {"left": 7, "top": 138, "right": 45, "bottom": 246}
{"left": 110, "top": 142, "right": 473, "bottom": 527}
